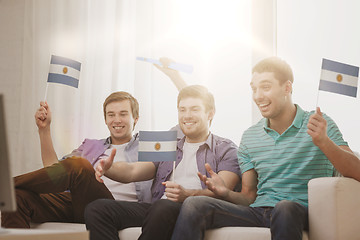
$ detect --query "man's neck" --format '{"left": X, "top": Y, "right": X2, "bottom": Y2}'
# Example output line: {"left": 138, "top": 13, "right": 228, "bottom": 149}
{"left": 185, "top": 131, "right": 210, "bottom": 143}
{"left": 268, "top": 104, "right": 297, "bottom": 135}
{"left": 111, "top": 135, "right": 132, "bottom": 145}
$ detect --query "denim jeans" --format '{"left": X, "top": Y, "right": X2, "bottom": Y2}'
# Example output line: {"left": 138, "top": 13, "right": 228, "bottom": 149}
{"left": 171, "top": 196, "right": 308, "bottom": 240}
{"left": 84, "top": 199, "right": 151, "bottom": 240}
{"left": 139, "top": 199, "right": 182, "bottom": 240}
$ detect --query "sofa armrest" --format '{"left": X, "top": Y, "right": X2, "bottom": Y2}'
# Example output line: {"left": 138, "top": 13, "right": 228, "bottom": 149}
{"left": 308, "top": 177, "right": 360, "bottom": 240}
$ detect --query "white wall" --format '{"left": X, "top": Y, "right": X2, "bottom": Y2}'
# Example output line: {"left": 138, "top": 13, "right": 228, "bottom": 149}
{"left": 0, "top": 0, "right": 253, "bottom": 175}
{"left": 134, "top": 0, "right": 253, "bottom": 146}
{"left": 277, "top": 0, "right": 360, "bottom": 151}
{"left": 2, "top": 0, "right": 358, "bottom": 176}
{"left": 0, "top": 0, "right": 29, "bottom": 174}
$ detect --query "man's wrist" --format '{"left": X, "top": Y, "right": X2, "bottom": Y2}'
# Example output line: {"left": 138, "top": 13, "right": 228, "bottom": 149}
{"left": 315, "top": 136, "right": 332, "bottom": 150}
{"left": 38, "top": 127, "right": 51, "bottom": 135}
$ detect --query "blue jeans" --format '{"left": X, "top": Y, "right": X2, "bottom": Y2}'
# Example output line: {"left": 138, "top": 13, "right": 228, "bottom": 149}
{"left": 171, "top": 196, "right": 308, "bottom": 240}
{"left": 84, "top": 199, "right": 151, "bottom": 240}
{"left": 139, "top": 199, "right": 182, "bottom": 240}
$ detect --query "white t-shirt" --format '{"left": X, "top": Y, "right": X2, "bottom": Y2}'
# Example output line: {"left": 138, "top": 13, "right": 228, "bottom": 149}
{"left": 162, "top": 141, "right": 204, "bottom": 199}
{"left": 94, "top": 143, "right": 137, "bottom": 201}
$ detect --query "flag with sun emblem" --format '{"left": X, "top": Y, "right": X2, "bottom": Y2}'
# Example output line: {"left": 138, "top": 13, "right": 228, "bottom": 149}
{"left": 138, "top": 131, "right": 177, "bottom": 162}
{"left": 47, "top": 55, "right": 81, "bottom": 88}
{"left": 319, "top": 58, "right": 359, "bottom": 98}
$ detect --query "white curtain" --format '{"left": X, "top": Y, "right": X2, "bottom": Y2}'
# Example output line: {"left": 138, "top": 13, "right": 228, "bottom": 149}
{"left": 16, "top": 0, "right": 139, "bottom": 174}
{"left": 10, "top": 0, "right": 253, "bottom": 175}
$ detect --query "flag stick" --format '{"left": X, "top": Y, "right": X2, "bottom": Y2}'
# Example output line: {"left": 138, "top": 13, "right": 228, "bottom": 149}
{"left": 315, "top": 89, "right": 320, "bottom": 108}
{"left": 172, "top": 161, "right": 175, "bottom": 182}
{"left": 43, "top": 83, "right": 49, "bottom": 102}
{"left": 316, "top": 59, "right": 324, "bottom": 109}
{"left": 44, "top": 57, "right": 51, "bottom": 102}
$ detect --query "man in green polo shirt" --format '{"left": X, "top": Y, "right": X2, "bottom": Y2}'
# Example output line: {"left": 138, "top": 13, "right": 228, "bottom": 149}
{"left": 170, "top": 56, "right": 360, "bottom": 240}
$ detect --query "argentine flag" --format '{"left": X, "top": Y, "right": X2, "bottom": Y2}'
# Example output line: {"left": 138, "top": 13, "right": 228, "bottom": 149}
{"left": 138, "top": 131, "right": 177, "bottom": 162}
{"left": 48, "top": 55, "right": 81, "bottom": 88}
{"left": 136, "top": 57, "right": 194, "bottom": 74}
{"left": 319, "top": 58, "right": 359, "bottom": 98}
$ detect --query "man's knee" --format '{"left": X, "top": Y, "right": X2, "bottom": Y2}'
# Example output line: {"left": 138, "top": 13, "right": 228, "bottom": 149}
{"left": 61, "top": 157, "right": 93, "bottom": 175}
{"left": 15, "top": 189, "right": 36, "bottom": 210}
{"left": 272, "top": 200, "right": 307, "bottom": 220}
{"left": 182, "top": 196, "right": 209, "bottom": 210}
{"left": 1, "top": 189, "right": 34, "bottom": 228}
{"left": 146, "top": 199, "right": 181, "bottom": 222}
{"left": 84, "top": 199, "right": 109, "bottom": 223}
{"left": 171, "top": 196, "right": 211, "bottom": 220}
{"left": 271, "top": 200, "right": 308, "bottom": 238}
{"left": 274, "top": 200, "right": 302, "bottom": 212}
{"left": 150, "top": 199, "right": 180, "bottom": 213}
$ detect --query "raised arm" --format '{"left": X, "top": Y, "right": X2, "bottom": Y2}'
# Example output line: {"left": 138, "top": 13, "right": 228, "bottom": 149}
{"left": 154, "top": 57, "right": 187, "bottom": 91}
{"left": 35, "top": 101, "right": 58, "bottom": 167}
{"left": 95, "top": 148, "right": 156, "bottom": 183}
{"left": 307, "top": 107, "right": 360, "bottom": 181}
{"left": 198, "top": 164, "right": 258, "bottom": 206}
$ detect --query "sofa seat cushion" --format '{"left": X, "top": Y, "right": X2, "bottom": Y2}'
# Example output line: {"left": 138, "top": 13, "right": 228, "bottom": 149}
{"left": 31, "top": 222, "right": 309, "bottom": 240}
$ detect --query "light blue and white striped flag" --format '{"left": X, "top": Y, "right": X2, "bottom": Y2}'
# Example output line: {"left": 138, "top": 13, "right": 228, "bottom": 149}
{"left": 319, "top": 58, "right": 359, "bottom": 98}
{"left": 136, "top": 57, "right": 194, "bottom": 74}
{"left": 48, "top": 55, "right": 81, "bottom": 88}
{"left": 138, "top": 131, "right": 177, "bottom": 162}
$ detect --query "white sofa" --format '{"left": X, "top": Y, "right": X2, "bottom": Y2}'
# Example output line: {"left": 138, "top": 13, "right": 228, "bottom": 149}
{"left": 28, "top": 177, "right": 360, "bottom": 240}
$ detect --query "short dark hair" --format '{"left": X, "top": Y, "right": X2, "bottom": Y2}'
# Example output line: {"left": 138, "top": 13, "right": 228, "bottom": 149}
{"left": 177, "top": 85, "right": 215, "bottom": 113}
{"left": 103, "top": 91, "right": 139, "bottom": 120}
{"left": 252, "top": 57, "right": 294, "bottom": 85}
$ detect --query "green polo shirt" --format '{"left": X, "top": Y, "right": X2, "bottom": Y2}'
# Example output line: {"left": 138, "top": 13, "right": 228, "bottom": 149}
{"left": 238, "top": 105, "right": 348, "bottom": 207}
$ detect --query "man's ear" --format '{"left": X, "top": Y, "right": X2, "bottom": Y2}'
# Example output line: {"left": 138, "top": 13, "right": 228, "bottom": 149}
{"left": 208, "top": 110, "right": 215, "bottom": 122}
{"left": 285, "top": 80, "right": 293, "bottom": 94}
{"left": 133, "top": 117, "right": 139, "bottom": 129}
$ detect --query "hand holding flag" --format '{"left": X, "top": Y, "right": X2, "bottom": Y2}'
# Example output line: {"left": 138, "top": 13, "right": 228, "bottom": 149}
{"left": 136, "top": 57, "right": 193, "bottom": 74}
{"left": 162, "top": 181, "right": 188, "bottom": 202}
{"left": 35, "top": 101, "right": 51, "bottom": 130}
{"left": 307, "top": 107, "right": 328, "bottom": 147}
{"left": 153, "top": 57, "right": 181, "bottom": 77}
{"left": 153, "top": 57, "right": 188, "bottom": 91}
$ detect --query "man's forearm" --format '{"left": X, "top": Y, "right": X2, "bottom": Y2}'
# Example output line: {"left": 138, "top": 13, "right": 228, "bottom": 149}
{"left": 223, "top": 190, "right": 255, "bottom": 206}
{"left": 169, "top": 72, "right": 187, "bottom": 91}
{"left": 103, "top": 162, "right": 134, "bottom": 183}
{"left": 186, "top": 188, "right": 214, "bottom": 197}
{"left": 320, "top": 139, "right": 360, "bottom": 181}
{"left": 38, "top": 128, "right": 58, "bottom": 167}
{"left": 104, "top": 161, "right": 156, "bottom": 183}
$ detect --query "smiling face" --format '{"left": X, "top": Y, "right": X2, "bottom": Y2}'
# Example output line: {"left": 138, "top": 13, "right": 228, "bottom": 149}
{"left": 251, "top": 71, "right": 292, "bottom": 121}
{"left": 178, "top": 97, "right": 214, "bottom": 143}
{"left": 105, "top": 100, "right": 138, "bottom": 145}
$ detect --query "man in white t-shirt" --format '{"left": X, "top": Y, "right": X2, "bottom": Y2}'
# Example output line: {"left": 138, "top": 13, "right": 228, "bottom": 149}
{"left": 1, "top": 91, "right": 153, "bottom": 228}
{"left": 96, "top": 143, "right": 138, "bottom": 201}
{"left": 85, "top": 85, "right": 241, "bottom": 240}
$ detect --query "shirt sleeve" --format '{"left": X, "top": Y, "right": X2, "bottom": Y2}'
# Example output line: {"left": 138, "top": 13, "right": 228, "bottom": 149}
{"left": 324, "top": 114, "right": 348, "bottom": 147}
{"left": 60, "top": 139, "right": 86, "bottom": 160}
{"left": 237, "top": 140, "right": 254, "bottom": 174}
{"left": 216, "top": 140, "right": 241, "bottom": 176}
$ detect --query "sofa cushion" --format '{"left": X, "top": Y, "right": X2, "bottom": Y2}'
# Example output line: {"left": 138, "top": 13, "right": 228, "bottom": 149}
{"left": 31, "top": 222, "right": 309, "bottom": 240}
